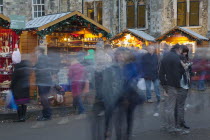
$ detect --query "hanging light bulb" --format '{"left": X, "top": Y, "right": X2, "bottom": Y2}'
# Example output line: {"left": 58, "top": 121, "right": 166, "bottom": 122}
{"left": 125, "top": 34, "right": 131, "bottom": 40}
{"left": 64, "top": 38, "right": 67, "bottom": 41}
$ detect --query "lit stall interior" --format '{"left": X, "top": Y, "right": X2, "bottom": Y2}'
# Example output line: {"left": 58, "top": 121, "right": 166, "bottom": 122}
{"left": 156, "top": 27, "right": 209, "bottom": 55}
{"left": 111, "top": 29, "right": 155, "bottom": 49}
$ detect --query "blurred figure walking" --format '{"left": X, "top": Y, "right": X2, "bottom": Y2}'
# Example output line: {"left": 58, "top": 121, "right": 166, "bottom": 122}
{"left": 35, "top": 47, "right": 53, "bottom": 121}
{"left": 11, "top": 55, "right": 31, "bottom": 122}
{"left": 101, "top": 47, "right": 145, "bottom": 140}
{"left": 68, "top": 54, "right": 87, "bottom": 117}
{"left": 142, "top": 46, "right": 161, "bottom": 103}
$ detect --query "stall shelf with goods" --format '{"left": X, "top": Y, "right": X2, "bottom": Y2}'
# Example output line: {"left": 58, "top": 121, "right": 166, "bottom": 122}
{"left": 110, "top": 29, "right": 156, "bottom": 49}
{"left": 0, "top": 14, "right": 19, "bottom": 105}
{"left": 156, "top": 26, "right": 209, "bottom": 54}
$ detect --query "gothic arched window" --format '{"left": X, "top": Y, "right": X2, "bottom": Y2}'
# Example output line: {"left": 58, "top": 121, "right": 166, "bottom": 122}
{"left": 127, "top": 1, "right": 135, "bottom": 28}
{"left": 97, "top": 1, "right": 103, "bottom": 24}
{"left": 87, "top": 2, "right": 94, "bottom": 20}
{"left": 137, "top": 0, "right": 146, "bottom": 28}
{"left": 189, "top": 0, "right": 199, "bottom": 26}
{"left": 177, "top": 0, "right": 187, "bottom": 26}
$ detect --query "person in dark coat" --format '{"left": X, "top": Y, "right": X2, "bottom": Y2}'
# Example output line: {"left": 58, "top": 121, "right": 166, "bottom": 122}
{"left": 142, "top": 46, "right": 160, "bottom": 102}
{"left": 35, "top": 46, "right": 53, "bottom": 121}
{"left": 159, "top": 44, "right": 189, "bottom": 133}
{"left": 11, "top": 59, "right": 31, "bottom": 122}
{"left": 175, "top": 45, "right": 192, "bottom": 130}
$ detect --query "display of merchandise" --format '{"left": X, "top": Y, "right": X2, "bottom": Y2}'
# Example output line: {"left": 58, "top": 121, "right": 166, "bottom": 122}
{"left": 47, "top": 33, "right": 99, "bottom": 52}
{"left": 0, "top": 29, "right": 19, "bottom": 101}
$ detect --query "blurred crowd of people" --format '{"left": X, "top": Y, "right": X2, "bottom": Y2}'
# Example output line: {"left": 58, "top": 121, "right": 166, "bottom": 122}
{"left": 10, "top": 40, "right": 210, "bottom": 139}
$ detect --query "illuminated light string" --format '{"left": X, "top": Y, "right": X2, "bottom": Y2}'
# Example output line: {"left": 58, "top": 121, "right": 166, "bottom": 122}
{"left": 111, "top": 31, "right": 145, "bottom": 42}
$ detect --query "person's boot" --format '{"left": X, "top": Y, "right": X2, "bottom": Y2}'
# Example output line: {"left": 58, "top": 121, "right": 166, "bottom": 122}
{"left": 13, "top": 105, "right": 25, "bottom": 122}
{"left": 22, "top": 105, "right": 27, "bottom": 121}
{"left": 180, "top": 123, "right": 190, "bottom": 129}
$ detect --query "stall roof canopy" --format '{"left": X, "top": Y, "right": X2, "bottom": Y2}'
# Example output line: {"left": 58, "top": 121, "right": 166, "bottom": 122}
{"left": 25, "top": 11, "right": 110, "bottom": 33}
{"left": 111, "top": 29, "right": 155, "bottom": 42}
{"left": 156, "top": 26, "right": 209, "bottom": 41}
{"left": 0, "top": 14, "right": 10, "bottom": 23}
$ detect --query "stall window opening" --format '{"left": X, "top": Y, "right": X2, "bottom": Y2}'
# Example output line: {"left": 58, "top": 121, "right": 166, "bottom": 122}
{"left": 0, "top": 0, "right": 3, "bottom": 14}
{"left": 32, "top": 0, "right": 45, "bottom": 19}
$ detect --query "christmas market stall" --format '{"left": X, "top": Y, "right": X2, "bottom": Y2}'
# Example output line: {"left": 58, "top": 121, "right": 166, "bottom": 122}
{"left": 21, "top": 11, "right": 111, "bottom": 55}
{"left": 110, "top": 29, "right": 155, "bottom": 49}
{"left": 156, "top": 26, "right": 209, "bottom": 54}
{"left": 20, "top": 11, "right": 111, "bottom": 101}
{"left": 0, "top": 14, "right": 19, "bottom": 105}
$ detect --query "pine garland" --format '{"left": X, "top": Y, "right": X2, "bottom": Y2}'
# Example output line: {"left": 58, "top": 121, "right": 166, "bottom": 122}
{"left": 157, "top": 29, "right": 203, "bottom": 43}
{"left": 0, "top": 18, "right": 10, "bottom": 28}
{"left": 36, "top": 15, "right": 112, "bottom": 39}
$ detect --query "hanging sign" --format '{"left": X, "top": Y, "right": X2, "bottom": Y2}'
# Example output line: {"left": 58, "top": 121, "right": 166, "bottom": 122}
{"left": 9, "top": 15, "right": 26, "bottom": 29}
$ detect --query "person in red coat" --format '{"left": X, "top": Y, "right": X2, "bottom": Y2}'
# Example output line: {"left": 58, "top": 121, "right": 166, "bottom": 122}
{"left": 68, "top": 54, "right": 87, "bottom": 115}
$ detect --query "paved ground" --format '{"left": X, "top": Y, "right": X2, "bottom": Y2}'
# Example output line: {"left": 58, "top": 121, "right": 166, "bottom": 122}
{"left": 1, "top": 90, "right": 210, "bottom": 140}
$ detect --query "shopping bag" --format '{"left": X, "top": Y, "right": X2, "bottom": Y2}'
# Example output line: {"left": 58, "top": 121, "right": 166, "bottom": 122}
{"left": 55, "top": 94, "right": 64, "bottom": 103}
{"left": 151, "top": 82, "right": 154, "bottom": 91}
{"left": 137, "top": 78, "right": 146, "bottom": 90}
{"left": 5, "top": 91, "right": 18, "bottom": 110}
{"left": 12, "top": 48, "right": 21, "bottom": 64}
{"left": 137, "top": 78, "right": 154, "bottom": 91}
{"left": 83, "top": 80, "right": 90, "bottom": 94}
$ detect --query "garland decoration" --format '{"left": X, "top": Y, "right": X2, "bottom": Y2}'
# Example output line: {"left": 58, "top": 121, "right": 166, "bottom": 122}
{"left": 35, "top": 15, "right": 112, "bottom": 39}
{"left": 0, "top": 18, "right": 10, "bottom": 28}
{"left": 12, "top": 29, "right": 23, "bottom": 35}
{"left": 156, "top": 29, "right": 204, "bottom": 43}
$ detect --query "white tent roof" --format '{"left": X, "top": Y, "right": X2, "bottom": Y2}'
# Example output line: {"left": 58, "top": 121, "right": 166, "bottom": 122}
{"left": 25, "top": 12, "right": 71, "bottom": 29}
{"left": 179, "top": 27, "right": 208, "bottom": 40}
{"left": 128, "top": 29, "right": 155, "bottom": 42}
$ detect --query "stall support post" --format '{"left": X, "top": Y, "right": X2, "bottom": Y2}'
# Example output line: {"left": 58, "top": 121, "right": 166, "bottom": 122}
{"left": 39, "top": 36, "right": 48, "bottom": 54}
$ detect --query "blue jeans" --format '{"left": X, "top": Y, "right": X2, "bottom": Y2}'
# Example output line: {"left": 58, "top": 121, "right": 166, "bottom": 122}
{"left": 73, "top": 95, "right": 85, "bottom": 114}
{"left": 198, "top": 80, "right": 206, "bottom": 91}
{"left": 38, "top": 86, "right": 52, "bottom": 119}
{"left": 145, "top": 79, "right": 160, "bottom": 101}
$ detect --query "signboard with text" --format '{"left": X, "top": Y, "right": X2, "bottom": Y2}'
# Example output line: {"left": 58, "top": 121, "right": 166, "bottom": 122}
{"left": 9, "top": 15, "right": 26, "bottom": 29}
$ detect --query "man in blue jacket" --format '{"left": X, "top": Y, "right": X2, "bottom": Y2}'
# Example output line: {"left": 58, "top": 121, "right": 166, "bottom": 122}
{"left": 35, "top": 47, "right": 53, "bottom": 121}
{"left": 142, "top": 46, "right": 160, "bottom": 103}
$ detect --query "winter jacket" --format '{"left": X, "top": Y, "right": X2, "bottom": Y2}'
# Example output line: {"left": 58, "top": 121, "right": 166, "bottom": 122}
{"left": 159, "top": 50, "right": 183, "bottom": 88}
{"left": 142, "top": 53, "right": 159, "bottom": 81}
{"left": 35, "top": 54, "right": 52, "bottom": 86}
{"left": 101, "top": 64, "right": 124, "bottom": 107}
{"left": 68, "top": 63, "right": 87, "bottom": 96}
{"left": 11, "top": 60, "right": 31, "bottom": 100}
